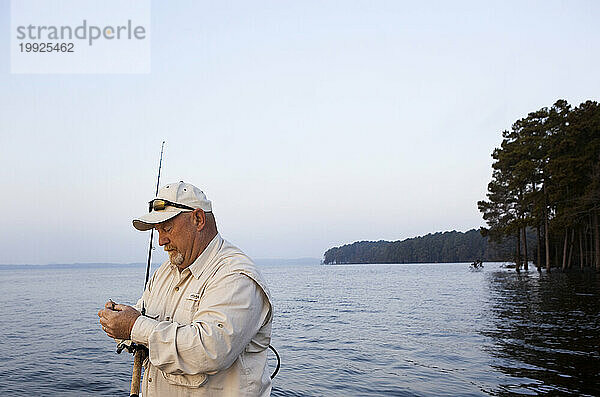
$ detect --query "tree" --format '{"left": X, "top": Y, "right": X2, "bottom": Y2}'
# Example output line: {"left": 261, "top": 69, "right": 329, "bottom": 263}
{"left": 480, "top": 99, "right": 600, "bottom": 272}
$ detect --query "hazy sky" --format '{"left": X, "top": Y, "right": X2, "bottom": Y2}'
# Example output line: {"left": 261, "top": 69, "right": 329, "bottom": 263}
{"left": 1, "top": 1, "right": 599, "bottom": 265}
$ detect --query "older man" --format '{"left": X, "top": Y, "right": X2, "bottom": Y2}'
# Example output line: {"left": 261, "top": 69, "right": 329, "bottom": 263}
{"left": 98, "top": 181, "right": 273, "bottom": 396}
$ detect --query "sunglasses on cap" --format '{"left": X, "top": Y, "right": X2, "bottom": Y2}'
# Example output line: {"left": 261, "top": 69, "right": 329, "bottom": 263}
{"left": 148, "top": 199, "right": 195, "bottom": 213}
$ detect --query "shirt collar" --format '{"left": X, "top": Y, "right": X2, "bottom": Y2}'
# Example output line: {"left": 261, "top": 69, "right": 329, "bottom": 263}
{"left": 187, "top": 233, "right": 223, "bottom": 279}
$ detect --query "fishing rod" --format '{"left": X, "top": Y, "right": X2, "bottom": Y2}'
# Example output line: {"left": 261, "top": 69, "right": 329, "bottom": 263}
{"left": 142, "top": 140, "right": 165, "bottom": 316}
{"left": 129, "top": 140, "right": 165, "bottom": 397}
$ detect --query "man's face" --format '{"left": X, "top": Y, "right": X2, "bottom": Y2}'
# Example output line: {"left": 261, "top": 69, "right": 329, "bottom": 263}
{"left": 154, "top": 212, "right": 194, "bottom": 269}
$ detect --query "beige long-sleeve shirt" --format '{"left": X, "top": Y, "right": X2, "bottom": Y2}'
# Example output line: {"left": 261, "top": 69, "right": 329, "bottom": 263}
{"left": 130, "top": 234, "right": 273, "bottom": 396}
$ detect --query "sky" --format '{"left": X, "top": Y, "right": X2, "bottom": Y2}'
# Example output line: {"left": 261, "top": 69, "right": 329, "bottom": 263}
{"left": 1, "top": 0, "right": 599, "bottom": 265}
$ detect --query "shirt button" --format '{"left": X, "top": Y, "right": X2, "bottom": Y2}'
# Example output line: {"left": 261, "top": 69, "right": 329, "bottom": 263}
{"left": 174, "top": 287, "right": 179, "bottom": 292}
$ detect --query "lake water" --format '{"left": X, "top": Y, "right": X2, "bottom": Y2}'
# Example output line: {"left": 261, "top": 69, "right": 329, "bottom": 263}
{"left": 0, "top": 262, "right": 598, "bottom": 396}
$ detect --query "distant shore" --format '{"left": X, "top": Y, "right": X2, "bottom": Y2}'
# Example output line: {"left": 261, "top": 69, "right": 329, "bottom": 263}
{"left": 0, "top": 257, "right": 322, "bottom": 269}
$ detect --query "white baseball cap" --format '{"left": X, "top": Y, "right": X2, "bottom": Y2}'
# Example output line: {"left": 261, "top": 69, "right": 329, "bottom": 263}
{"left": 132, "top": 181, "right": 212, "bottom": 231}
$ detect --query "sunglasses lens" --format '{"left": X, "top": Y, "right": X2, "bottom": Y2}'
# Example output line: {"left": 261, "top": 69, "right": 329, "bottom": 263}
{"left": 152, "top": 200, "right": 167, "bottom": 211}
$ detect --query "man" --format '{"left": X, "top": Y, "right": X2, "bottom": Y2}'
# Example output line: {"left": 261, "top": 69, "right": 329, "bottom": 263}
{"left": 98, "top": 181, "right": 273, "bottom": 396}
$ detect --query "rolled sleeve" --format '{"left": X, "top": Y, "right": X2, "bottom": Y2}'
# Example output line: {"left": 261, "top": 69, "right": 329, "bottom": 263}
{"left": 131, "top": 315, "right": 160, "bottom": 346}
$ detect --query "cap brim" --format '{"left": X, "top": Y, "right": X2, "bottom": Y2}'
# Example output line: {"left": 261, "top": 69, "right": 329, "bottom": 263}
{"left": 132, "top": 209, "right": 187, "bottom": 231}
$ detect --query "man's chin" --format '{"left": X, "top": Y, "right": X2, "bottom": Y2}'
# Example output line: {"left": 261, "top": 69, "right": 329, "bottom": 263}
{"left": 168, "top": 251, "right": 185, "bottom": 266}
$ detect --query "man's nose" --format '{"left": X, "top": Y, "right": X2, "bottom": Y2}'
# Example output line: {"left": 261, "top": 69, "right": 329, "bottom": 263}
{"left": 157, "top": 232, "right": 169, "bottom": 246}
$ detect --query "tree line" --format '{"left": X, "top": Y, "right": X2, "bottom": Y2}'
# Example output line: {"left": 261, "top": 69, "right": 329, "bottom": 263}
{"left": 323, "top": 229, "right": 521, "bottom": 265}
{"left": 478, "top": 99, "right": 600, "bottom": 272}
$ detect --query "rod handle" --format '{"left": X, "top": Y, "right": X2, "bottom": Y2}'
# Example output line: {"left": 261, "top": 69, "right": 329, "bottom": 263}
{"left": 130, "top": 348, "right": 146, "bottom": 397}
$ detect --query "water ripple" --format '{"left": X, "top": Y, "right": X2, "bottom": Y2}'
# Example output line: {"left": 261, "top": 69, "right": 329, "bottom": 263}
{"left": 0, "top": 263, "right": 598, "bottom": 396}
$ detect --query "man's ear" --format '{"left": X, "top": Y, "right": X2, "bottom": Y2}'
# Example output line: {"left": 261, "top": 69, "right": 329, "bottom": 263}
{"left": 192, "top": 209, "right": 206, "bottom": 231}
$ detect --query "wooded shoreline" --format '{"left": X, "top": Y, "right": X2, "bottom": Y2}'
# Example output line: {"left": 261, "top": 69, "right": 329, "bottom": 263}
{"left": 322, "top": 229, "right": 535, "bottom": 265}
{"left": 478, "top": 100, "right": 600, "bottom": 273}
{"left": 324, "top": 99, "right": 600, "bottom": 272}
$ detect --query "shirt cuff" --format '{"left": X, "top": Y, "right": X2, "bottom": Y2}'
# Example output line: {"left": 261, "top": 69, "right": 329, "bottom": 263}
{"left": 131, "top": 315, "right": 159, "bottom": 345}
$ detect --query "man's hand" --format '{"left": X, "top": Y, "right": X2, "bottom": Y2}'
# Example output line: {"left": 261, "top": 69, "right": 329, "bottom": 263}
{"left": 98, "top": 302, "right": 141, "bottom": 340}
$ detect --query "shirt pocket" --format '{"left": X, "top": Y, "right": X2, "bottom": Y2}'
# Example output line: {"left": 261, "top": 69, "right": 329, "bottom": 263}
{"left": 162, "top": 371, "right": 208, "bottom": 388}
{"left": 173, "top": 298, "right": 198, "bottom": 324}
{"left": 176, "top": 281, "right": 209, "bottom": 323}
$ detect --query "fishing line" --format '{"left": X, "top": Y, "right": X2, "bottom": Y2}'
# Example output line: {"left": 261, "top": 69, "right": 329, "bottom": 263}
{"left": 269, "top": 345, "right": 281, "bottom": 379}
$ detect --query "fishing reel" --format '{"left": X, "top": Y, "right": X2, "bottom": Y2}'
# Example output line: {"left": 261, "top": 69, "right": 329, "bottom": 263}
{"left": 117, "top": 340, "right": 148, "bottom": 355}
